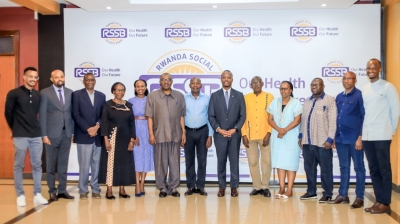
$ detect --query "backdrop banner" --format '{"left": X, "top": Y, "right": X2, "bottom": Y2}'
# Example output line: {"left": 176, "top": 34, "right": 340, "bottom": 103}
{"left": 64, "top": 4, "right": 380, "bottom": 183}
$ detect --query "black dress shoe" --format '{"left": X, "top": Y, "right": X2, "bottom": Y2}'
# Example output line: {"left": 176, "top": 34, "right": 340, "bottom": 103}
{"left": 119, "top": 193, "right": 130, "bottom": 198}
{"left": 106, "top": 195, "right": 115, "bottom": 200}
{"left": 193, "top": 188, "right": 200, "bottom": 194}
{"left": 262, "top": 189, "right": 271, "bottom": 197}
{"left": 184, "top": 188, "right": 194, "bottom": 196}
{"left": 49, "top": 193, "right": 58, "bottom": 201}
{"left": 198, "top": 189, "right": 208, "bottom": 196}
{"left": 159, "top": 191, "right": 167, "bottom": 198}
{"left": 57, "top": 193, "right": 75, "bottom": 199}
{"left": 249, "top": 189, "right": 260, "bottom": 196}
{"left": 171, "top": 191, "right": 180, "bottom": 197}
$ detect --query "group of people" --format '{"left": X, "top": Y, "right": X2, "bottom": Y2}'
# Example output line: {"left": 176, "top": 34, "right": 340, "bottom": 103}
{"left": 4, "top": 58, "right": 399, "bottom": 215}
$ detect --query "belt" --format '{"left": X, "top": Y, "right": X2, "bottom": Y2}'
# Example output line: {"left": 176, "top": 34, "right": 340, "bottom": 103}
{"left": 135, "top": 116, "right": 147, "bottom": 120}
{"left": 185, "top": 124, "right": 207, "bottom": 131}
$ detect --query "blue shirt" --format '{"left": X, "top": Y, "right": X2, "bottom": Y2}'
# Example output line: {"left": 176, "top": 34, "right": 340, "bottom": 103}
{"left": 52, "top": 84, "right": 65, "bottom": 104}
{"left": 184, "top": 92, "right": 213, "bottom": 136}
{"left": 335, "top": 87, "right": 365, "bottom": 144}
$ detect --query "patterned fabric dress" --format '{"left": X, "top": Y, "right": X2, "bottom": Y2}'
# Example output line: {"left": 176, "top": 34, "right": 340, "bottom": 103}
{"left": 128, "top": 96, "right": 154, "bottom": 172}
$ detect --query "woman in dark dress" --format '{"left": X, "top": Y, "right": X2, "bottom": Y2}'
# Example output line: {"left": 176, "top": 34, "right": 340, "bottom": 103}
{"left": 99, "top": 82, "right": 136, "bottom": 199}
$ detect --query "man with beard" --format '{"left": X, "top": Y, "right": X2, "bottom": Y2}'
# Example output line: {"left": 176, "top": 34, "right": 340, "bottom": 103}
{"left": 39, "top": 70, "right": 74, "bottom": 201}
{"left": 208, "top": 70, "right": 246, "bottom": 197}
{"left": 362, "top": 58, "right": 399, "bottom": 214}
{"left": 5, "top": 67, "right": 49, "bottom": 206}
{"left": 145, "top": 73, "right": 186, "bottom": 198}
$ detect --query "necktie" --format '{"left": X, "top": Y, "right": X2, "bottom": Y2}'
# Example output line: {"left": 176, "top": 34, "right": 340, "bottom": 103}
{"left": 58, "top": 89, "right": 64, "bottom": 109}
{"left": 225, "top": 90, "right": 229, "bottom": 109}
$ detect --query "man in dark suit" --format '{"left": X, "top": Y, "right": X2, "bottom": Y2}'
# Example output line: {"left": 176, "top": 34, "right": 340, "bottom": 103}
{"left": 208, "top": 70, "right": 246, "bottom": 197}
{"left": 72, "top": 73, "right": 106, "bottom": 200}
{"left": 39, "top": 70, "right": 74, "bottom": 201}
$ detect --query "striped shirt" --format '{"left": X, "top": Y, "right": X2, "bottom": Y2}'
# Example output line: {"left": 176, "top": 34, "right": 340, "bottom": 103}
{"left": 299, "top": 93, "right": 337, "bottom": 147}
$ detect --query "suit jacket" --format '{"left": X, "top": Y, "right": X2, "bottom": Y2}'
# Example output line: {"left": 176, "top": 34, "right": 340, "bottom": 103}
{"left": 39, "top": 85, "right": 74, "bottom": 138}
{"left": 208, "top": 88, "right": 246, "bottom": 134}
{"left": 71, "top": 88, "right": 106, "bottom": 146}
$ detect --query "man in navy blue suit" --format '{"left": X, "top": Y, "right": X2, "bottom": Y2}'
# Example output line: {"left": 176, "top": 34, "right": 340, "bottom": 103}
{"left": 208, "top": 70, "right": 246, "bottom": 197}
{"left": 72, "top": 73, "right": 106, "bottom": 200}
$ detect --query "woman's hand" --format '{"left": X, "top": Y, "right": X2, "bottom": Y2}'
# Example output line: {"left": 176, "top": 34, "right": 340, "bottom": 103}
{"left": 105, "top": 141, "right": 111, "bottom": 151}
{"left": 128, "top": 141, "right": 134, "bottom": 151}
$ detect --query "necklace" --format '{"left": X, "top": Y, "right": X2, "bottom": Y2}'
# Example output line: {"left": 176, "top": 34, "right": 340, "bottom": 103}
{"left": 113, "top": 99, "right": 124, "bottom": 106}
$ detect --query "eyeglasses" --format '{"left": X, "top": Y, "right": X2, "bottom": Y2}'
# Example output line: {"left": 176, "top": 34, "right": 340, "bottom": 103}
{"left": 25, "top": 75, "right": 39, "bottom": 80}
{"left": 310, "top": 84, "right": 323, "bottom": 87}
{"left": 160, "top": 78, "right": 172, "bottom": 82}
{"left": 342, "top": 77, "right": 355, "bottom": 81}
{"left": 251, "top": 81, "right": 262, "bottom": 86}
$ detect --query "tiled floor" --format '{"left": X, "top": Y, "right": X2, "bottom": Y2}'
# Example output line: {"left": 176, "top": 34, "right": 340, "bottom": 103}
{"left": 0, "top": 179, "right": 399, "bottom": 224}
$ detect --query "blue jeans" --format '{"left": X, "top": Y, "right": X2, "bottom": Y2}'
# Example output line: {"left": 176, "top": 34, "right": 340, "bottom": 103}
{"left": 335, "top": 142, "right": 366, "bottom": 199}
{"left": 302, "top": 144, "right": 333, "bottom": 197}
{"left": 13, "top": 137, "right": 43, "bottom": 196}
{"left": 363, "top": 140, "right": 392, "bottom": 205}
{"left": 77, "top": 143, "right": 102, "bottom": 194}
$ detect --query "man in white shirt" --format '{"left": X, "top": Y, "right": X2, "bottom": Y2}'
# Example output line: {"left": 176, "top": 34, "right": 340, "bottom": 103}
{"left": 362, "top": 58, "right": 399, "bottom": 214}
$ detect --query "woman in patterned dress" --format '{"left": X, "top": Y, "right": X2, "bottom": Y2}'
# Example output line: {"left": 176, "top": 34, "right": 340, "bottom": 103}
{"left": 128, "top": 79, "right": 154, "bottom": 197}
{"left": 99, "top": 82, "right": 136, "bottom": 199}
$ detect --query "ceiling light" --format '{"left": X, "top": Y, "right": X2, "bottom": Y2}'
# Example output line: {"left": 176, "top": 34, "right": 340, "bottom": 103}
{"left": 321, "top": 4, "right": 327, "bottom": 7}
{"left": 212, "top": 5, "right": 218, "bottom": 8}
{"left": 106, "top": 6, "right": 112, "bottom": 9}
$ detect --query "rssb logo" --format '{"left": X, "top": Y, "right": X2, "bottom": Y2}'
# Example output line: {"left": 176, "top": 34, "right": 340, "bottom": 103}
{"left": 224, "top": 21, "right": 251, "bottom": 44}
{"left": 322, "top": 61, "right": 349, "bottom": 83}
{"left": 290, "top": 20, "right": 317, "bottom": 43}
{"left": 74, "top": 62, "right": 100, "bottom": 78}
{"left": 101, "top": 22, "right": 127, "bottom": 44}
{"left": 165, "top": 21, "right": 191, "bottom": 44}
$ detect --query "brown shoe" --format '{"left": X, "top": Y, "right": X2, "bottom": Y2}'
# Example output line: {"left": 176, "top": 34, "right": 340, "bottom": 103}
{"left": 231, "top": 188, "right": 238, "bottom": 197}
{"left": 92, "top": 193, "right": 101, "bottom": 199}
{"left": 217, "top": 188, "right": 225, "bottom": 197}
{"left": 370, "top": 203, "right": 391, "bottom": 214}
{"left": 328, "top": 195, "right": 349, "bottom": 204}
{"left": 350, "top": 198, "right": 364, "bottom": 209}
{"left": 364, "top": 202, "right": 379, "bottom": 212}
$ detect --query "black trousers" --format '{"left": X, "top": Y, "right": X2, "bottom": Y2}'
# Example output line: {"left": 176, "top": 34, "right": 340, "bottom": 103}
{"left": 184, "top": 126, "right": 209, "bottom": 189}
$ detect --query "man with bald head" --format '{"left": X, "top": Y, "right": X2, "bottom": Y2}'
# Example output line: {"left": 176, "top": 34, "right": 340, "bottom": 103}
{"left": 362, "top": 59, "right": 399, "bottom": 214}
{"left": 329, "top": 72, "right": 365, "bottom": 208}
{"left": 39, "top": 70, "right": 74, "bottom": 201}
{"left": 183, "top": 77, "right": 213, "bottom": 196}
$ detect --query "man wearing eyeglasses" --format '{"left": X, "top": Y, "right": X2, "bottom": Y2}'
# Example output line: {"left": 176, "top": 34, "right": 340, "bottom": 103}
{"left": 298, "top": 78, "right": 337, "bottom": 203}
{"left": 329, "top": 72, "right": 365, "bottom": 209}
{"left": 5, "top": 67, "right": 49, "bottom": 206}
{"left": 145, "top": 73, "right": 186, "bottom": 198}
{"left": 241, "top": 76, "right": 274, "bottom": 197}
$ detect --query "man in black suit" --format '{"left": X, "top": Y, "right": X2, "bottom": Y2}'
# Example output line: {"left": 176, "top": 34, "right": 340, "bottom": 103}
{"left": 208, "top": 70, "right": 246, "bottom": 197}
{"left": 72, "top": 73, "right": 106, "bottom": 200}
{"left": 39, "top": 70, "right": 74, "bottom": 201}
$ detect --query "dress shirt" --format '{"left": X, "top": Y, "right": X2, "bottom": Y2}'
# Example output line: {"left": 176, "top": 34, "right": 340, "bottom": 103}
{"left": 4, "top": 86, "right": 41, "bottom": 137}
{"left": 335, "top": 87, "right": 365, "bottom": 144}
{"left": 362, "top": 79, "right": 400, "bottom": 140}
{"left": 184, "top": 92, "right": 213, "bottom": 136}
{"left": 299, "top": 93, "right": 337, "bottom": 147}
{"left": 242, "top": 91, "right": 274, "bottom": 140}
{"left": 86, "top": 89, "right": 95, "bottom": 106}
{"left": 52, "top": 84, "right": 65, "bottom": 104}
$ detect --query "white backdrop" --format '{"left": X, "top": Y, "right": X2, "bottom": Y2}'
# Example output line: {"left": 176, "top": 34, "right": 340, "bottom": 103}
{"left": 64, "top": 4, "right": 380, "bottom": 183}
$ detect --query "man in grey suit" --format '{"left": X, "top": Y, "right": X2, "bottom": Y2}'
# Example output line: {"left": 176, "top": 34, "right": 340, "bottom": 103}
{"left": 208, "top": 70, "right": 246, "bottom": 197}
{"left": 39, "top": 70, "right": 74, "bottom": 201}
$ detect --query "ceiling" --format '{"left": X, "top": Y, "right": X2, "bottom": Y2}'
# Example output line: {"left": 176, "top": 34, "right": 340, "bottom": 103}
{"left": 0, "top": 0, "right": 373, "bottom": 11}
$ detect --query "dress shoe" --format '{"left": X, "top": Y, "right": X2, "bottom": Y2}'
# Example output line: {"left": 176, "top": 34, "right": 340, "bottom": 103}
{"left": 80, "top": 193, "right": 88, "bottom": 200}
{"left": 249, "top": 189, "right": 260, "bottom": 196}
{"left": 184, "top": 188, "right": 194, "bottom": 196}
{"left": 198, "top": 188, "right": 208, "bottom": 196}
{"left": 49, "top": 193, "right": 58, "bottom": 201}
{"left": 92, "top": 193, "right": 101, "bottom": 199}
{"left": 318, "top": 196, "right": 332, "bottom": 203}
{"left": 364, "top": 202, "right": 379, "bottom": 212}
{"left": 105, "top": 195, "right": 115, "bottom": 200}
{"left": 135, "top": 193, "right": 142, "bottom": 197}
{"left": 231, "top": 188, "right": 238, "bottom": 197}
{"left": 217, "top": 188, "right": 225, "bottom": 197}
{"left": 328, "top": 195, "right": 349, "bottom": 204}
{"left": 262, "top": 189, "right": 271, "bottom": 197}
{"left": 193, "top": 188, "right": 200, "bottom": 194}
{"left": 370, "top": 203, "right": 391, "bottom": 214}
{"left": 57, "top": 192, "right": 75, "bottom": 199}
{"left": 141, "top": 192, "right": 145, "bottom": 195}
{"left": 119, "top": 193, "right": 131, "bottom": 198}
{"left": 171, "top": 191, "right": 180, "bottom": 197}
{"left": 159, "top": 191, "right": 168, "bottom": 198}
{"left": 350, "top": 198, "right": 364, "bottom": 209}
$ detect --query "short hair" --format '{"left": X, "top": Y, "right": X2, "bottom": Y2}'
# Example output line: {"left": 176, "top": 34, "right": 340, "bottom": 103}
{"left": 24, "top": 67, "right": 37, "bottom": 74}
{"left": 369, "top": 58, "right": 381, "bottom": 67}
{"left": 281, "top": 81, "right": 294, "bottom": 97}
{"left": 134, "top": 79, "right": 149, "bottom": 96}
{"left": 221, "top": 70, "right": 233, "bottom": 77}
{"left": 111, "top": 82, "right": 126, "bottom": 93}
{"left": 84, "top": 73, "right": 94, "bottom": 79}
{"left": 312, "top": 77, "right": 324, "bottom": 84}
{"left": 251, "top": 76, "right": 262, "bottom": 83}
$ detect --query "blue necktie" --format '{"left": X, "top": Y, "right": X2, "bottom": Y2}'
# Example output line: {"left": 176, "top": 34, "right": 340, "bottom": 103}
{"left": 225, "top": 90, "right": 229, "bottom": 109}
